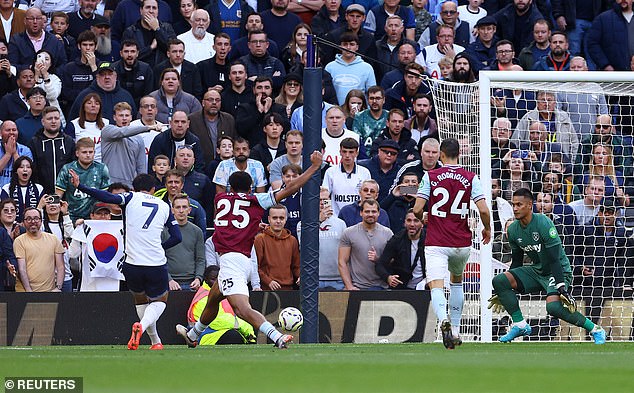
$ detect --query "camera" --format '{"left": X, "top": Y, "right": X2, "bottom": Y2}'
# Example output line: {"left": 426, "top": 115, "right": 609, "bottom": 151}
{"left": 47, "top": 195, "right": 61, "bottom": 204}
{"left": 511, "top": 150, "right": 530, "bottom": 159}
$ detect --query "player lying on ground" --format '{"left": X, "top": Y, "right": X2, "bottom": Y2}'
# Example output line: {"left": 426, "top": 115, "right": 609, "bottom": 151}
{"left": 69, "top": 170, "right": 182, "bottom": 350}
{"left": 177, "top": 151, "right": 323, "bottom": 349}
{"left": 489, "top": 188, "right": 606, "bottom": 344}
{"left": 413, "top": 137, "right": 491, "bottom": 350}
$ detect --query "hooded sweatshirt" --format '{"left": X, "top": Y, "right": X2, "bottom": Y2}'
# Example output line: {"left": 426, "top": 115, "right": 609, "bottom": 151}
{"left": 325, "top": 54, "right": 376, "bottom": 105}
{"left": 254, "top": 226, "right": 300, "bottom": 290}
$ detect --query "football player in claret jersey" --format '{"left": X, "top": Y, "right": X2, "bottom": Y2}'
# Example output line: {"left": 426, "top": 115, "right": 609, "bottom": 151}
{"left": 413, "top": 137, "right": 491, "bottom": 349}
{"left": 177, "top": 150, "right": 323, "bottom": 349}
{"left": 489, "top": 188, "right": 606, "bottom": 344}
{"left": 69, "top": 171, "right": 182, "bottom": 350}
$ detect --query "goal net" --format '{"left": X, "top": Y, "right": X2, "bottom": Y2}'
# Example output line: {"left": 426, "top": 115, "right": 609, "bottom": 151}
{"left": 427, "top": 71, "right": 634, "bottom": 343}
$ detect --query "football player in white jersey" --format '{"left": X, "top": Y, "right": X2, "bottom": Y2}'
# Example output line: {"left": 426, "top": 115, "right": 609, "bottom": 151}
{"left": 70, "top": 170, "right": 182, "bottom": 350}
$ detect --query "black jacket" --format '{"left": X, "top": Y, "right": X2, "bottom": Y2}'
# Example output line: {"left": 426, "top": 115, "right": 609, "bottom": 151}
{"left": 311, "top": 5, "right": 346, "bottom": 38}
{"left": 154, "top": 59, "right": 203, "bottom": 100}
{"left": 29, "top": 128, "right": 76, "bottom": 194}
{"left": 234, "top": 101, "right": 289, "bottom": 147}
{"left": 370, "top": 127, "right": 420, "bottom": 166}
{"left": 58, "top": 60, "right": 96, "bottom": 109}
{"left": 148, "top": 130, "right": 205, "bottom": 174}
{"left": 197, "top": 56, "right": 230, "bottom": 91}
{"left": 376, "top": 227, "right": 427, "bottom": 289}
{"left": 0, "top": 90, "right": 28, "bottom": 122}
{"left": 322, "top": 26, "right": 377, "bottom": 65}
{"left": 122, "top": 20, "right": 176, "bottom": 68}
{"left": 551, "top": 0, "right": 608, "bottom": 28}
{"left": 114, "top": 59, "right": 154, "bottom": 107}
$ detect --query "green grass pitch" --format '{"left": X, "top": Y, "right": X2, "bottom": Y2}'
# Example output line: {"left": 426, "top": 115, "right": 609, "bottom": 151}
{"left": 2, "top": 343, "right": 633, "bottom": 393}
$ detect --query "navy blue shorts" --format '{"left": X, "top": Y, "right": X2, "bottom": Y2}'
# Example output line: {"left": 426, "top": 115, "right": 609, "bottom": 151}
{"left": 122, "top": 263, "right": 169, "bottom": 299}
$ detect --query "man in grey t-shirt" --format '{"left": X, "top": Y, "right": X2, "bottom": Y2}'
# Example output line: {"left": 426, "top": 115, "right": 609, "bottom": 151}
{"left": 338, "top": 198, "right": 393, "bottom": 290}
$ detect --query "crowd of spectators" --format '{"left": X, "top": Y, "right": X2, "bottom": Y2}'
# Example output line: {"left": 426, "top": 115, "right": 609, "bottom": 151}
{"left": 0, "top": 0, "right": 633, "bottom": 296}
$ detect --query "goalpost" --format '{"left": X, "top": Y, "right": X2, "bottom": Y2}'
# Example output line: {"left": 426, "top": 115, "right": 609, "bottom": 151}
{"left": 428, "top": 71, "right": 634, "bottom": 343}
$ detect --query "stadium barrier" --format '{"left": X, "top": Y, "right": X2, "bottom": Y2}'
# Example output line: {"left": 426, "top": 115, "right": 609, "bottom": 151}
{"left": 2, "top": 291, "right": 631, "bottom": 346}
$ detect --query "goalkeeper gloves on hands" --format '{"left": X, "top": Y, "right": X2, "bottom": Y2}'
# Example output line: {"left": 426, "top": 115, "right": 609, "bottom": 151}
{"left": 487, "top": 294, "right": 506, "bottom": 314}
{"left": 557, "top": 284, "right": 577, "bottom": 313}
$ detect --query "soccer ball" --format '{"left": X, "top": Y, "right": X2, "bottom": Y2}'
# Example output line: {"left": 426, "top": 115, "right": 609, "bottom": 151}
{"left": 278, "top": 307, "right": 303, "bottom": 331}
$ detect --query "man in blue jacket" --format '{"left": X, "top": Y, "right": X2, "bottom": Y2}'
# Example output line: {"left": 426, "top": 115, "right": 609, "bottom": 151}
{"left": 587, "top": 0, "right": 633, "bottom": 71}
{"left": 8, "top": 7, "right": 66, "bottom": 70}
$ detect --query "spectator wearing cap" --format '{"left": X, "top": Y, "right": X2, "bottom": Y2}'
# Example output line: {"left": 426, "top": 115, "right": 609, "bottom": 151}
{"left": 275, "top": 73, "right": 303, "bottom": 120}
{"left": 369, "top": 108, "right": 419, "bottom": 166}
{"left": 457, "top": 0, "right": 488, "bottom": 44}
{"left": 67, "top": 0, "right": 108, "bottom": 39}
{"left": 15, "top": 87, "right": 47, "bottom": 145}
{"left": 68, "top": 61, "right": 137, "bottom": 123}
{"left": 359, "top": 139, "right": 401, "bottom": 203}
{"left": 322, "top": 4, "right": 377, "bottom": 65}
{"left": 122, "top": 0, "right": 177, "bottom": 68}
{"left": 90, "top": 14, "right": 121, "bottom": 63}
{"left": 8, "top": 7, "right": 67, "bottom": 71}
{"left": 465, "top": 15, "right": 498, "bottom": 70}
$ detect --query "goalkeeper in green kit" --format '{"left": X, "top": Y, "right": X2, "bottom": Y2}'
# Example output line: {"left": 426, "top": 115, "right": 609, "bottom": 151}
{"left": 489, "top": 188, "right": 606, "bottom": 344}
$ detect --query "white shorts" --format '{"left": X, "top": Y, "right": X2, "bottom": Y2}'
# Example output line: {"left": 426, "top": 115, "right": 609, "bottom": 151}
{"left": 218, "top": 252, "right": 251, "bottom": 296}
{"left": 425, "top": 246, "right": 471, "bottom": 281}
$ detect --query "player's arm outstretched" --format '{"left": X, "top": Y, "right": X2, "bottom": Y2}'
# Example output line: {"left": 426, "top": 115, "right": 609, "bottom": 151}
{"left": 162, "top": 212, "right": 182, "bottom": 250}
{"left": 274, "top": 151, "right": 323, "bottom": 202}
{"left": 69, "top": 169, "right": 125, "bottom": 205}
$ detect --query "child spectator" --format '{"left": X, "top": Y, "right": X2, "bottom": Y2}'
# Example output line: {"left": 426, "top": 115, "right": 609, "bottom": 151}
{"left": 152, "top": 155, "right": 170, "bottom": 188}
{"left": 49, "top": 12, "right": 77, "bottom": 65}
{"left": 55, "top": 137, "right": 110, "bottom": 223}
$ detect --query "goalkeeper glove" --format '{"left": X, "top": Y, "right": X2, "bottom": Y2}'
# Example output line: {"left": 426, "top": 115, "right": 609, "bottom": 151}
{"left": 557, "top": 284, "right": 577, "bottom": 313}
{"left": 487, "top": 294, "right": 506, "bottom": 314}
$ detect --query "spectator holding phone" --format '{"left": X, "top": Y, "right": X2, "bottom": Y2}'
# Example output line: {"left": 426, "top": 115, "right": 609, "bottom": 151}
{"left": 0, "top": 39, "right": 16, "bottom": 98}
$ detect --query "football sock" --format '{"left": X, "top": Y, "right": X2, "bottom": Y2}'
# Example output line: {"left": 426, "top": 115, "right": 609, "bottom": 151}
{"left": 546, "top": 301, "right": 590, "bottom": 329}
{"left": 146, "top": 323, "right": 161, "bottom": 345}
{"left": 140, "top": 301, "right": 166, "bottom": 333}
{"left": 188, "top": 320, "right": 208, "bottom": 341}
{"left": 259, "top": 321, "right": 283, "bottom": 343}
{"left": 430, "top": 287, "right": 448, "bottom": 322}
{"left": 135, "top": 304, "right": 160, "bottom": 344}
{"left": 449, "top": 283, "right": 464, "bottom": 331}
{"left": 492, "top": 273, "right": 523, "bottom": 323}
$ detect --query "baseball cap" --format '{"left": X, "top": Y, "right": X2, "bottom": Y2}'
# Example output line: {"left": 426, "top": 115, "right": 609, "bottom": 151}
{"left": 599, "top": 198, "right": 617, "bottom": 213}
{"left": 94, "top": 15, "right": 110, "bottom": 27}
{"left": 97, "top": 61, "right": 115, "bottom": 73}
{"left": 378, "top": 139, "right": 400, "bottom": 151}
{"left": 92, "top": 202, "right": 112, "bottom": 214}
{"left": 475, "top": 16, "right": 497, "bottom": 28}
{"left": 346, "top": 4, "right": 365, "bottom": 14}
